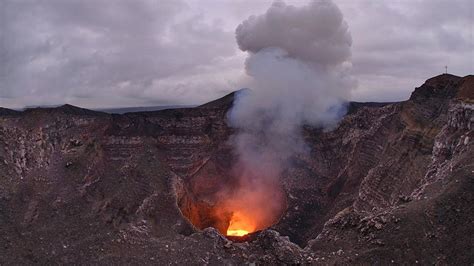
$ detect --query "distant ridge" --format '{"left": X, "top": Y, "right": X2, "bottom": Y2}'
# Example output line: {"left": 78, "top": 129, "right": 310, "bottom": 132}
{"left": 23, "top": 104, "right": 107, "bottom": 116}
{"left": 410, "top": 73, "right": 465, "bottom": 101}
{"left": 2, "top": 74, "right": 471, "bottom": 117}
{"left": 0, "top": 107, "right": 21, "bottom": 116}
{"left": 198, "top": 90, "right": 241, "bottom": 110}
{"left": 96, "top": 105, "right": 195, "bottom": 114}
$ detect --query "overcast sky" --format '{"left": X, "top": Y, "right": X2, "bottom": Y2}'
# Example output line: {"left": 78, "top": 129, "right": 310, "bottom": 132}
{"left": 1, "top": 0, "right": 473, "bottom": 108}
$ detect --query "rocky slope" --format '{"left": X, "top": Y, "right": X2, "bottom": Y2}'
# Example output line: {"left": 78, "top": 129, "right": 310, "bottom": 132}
{"left": 0, "top": 74, "right": 472, "bottom": 264}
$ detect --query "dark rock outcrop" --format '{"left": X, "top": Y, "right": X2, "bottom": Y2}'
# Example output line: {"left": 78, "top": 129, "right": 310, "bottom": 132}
{"left": 0, "top": 107, "right": 20, "bottom": 116}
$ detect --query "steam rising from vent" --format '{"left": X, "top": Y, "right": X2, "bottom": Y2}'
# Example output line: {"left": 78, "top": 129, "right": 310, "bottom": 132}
{"left": 222, "top": 0, "right": 354, "bottom": 236}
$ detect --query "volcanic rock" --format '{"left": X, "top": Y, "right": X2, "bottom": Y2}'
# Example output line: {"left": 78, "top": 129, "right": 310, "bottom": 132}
{"left": 0, "top": 74, "right": 473, "bottom": 264}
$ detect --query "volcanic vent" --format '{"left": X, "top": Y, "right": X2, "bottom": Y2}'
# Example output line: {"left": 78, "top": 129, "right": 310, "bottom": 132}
{"left": 177, "top": 160, "right": 288, "bottom": 237}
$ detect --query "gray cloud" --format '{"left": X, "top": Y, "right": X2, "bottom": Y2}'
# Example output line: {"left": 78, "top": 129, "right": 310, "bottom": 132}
{"left": 0, "top": 0, "right": 236, "bottom": 108}
{"left": 236, "top": 0, "right": 352, "bottom": 68}
{"left": 0, "top": 0, "right": 473, "bottom": 108}
{"left": 336, "top": 0, "right": 474, "bottom": 101}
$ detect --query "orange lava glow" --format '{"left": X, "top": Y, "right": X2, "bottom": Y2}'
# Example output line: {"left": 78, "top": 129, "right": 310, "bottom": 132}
{"left": 226, "top": 229, "right": 249, "bottom": 237}
{"left": 226, "top": 211, "right": 256, "bottom": 237}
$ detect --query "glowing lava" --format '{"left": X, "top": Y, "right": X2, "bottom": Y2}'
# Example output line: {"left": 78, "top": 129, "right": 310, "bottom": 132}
{"left": 227, "top": 229, "right": 249, "bottom": 237}
{"left": 226, "top": 211, "right": 255, "bottom": 237}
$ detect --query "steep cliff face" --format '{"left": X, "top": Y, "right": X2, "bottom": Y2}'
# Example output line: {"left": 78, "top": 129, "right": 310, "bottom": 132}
{"left": 0, "top": 74, "right": 472, "bottom": 264}
{"left": 305, "top": 74, "right": 474, "bottom": 264}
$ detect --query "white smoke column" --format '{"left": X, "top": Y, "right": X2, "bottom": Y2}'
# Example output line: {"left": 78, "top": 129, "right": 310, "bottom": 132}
{"left": 223, "top": 0, "right": 354, "bottom": 234}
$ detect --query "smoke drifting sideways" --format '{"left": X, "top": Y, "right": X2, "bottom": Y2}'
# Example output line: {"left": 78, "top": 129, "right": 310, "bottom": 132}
{"left": 222, "top": 0, "right": 354, "bottom": 234}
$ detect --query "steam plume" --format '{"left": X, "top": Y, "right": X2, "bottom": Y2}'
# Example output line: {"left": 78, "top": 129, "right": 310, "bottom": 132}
{"left": 222, "top": 0, "right": 354, "bottom": 234}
